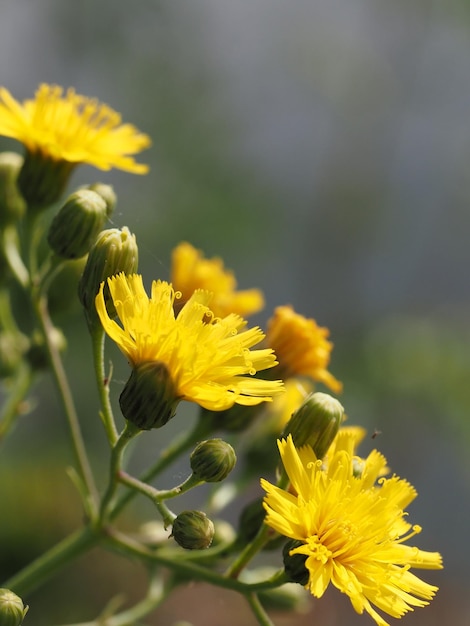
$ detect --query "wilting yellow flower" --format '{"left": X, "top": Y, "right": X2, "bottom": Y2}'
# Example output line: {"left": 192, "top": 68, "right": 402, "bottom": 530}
{"left": 96, "top": 273, "right": 283, "bottom": 412}
{"left": 171, "top": 242, "right": 264, "bottom": 318}
{"left": 0, "top": 84, "right": 150, "bottom": 173}
{"left": 261, "top": 434, "right": 442, "bottom": 626}
{"left": 265, "top": 306, "right": 342, "bottom": 394}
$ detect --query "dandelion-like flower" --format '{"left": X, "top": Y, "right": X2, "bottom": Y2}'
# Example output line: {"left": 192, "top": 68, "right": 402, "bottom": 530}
{"left": 261, "top": 434, "right": 442, "bottom": 626}
{"left": 96, "top": 273, "right": 283, "bottom": 416}
{"left": 0, "top": 84, "right": 150, "bottom": 207}
{"left": 171, "top": 242, "right": 264, "bottom": 318}
{"left": 265, "top": 305, "right": 342, "bottom": 393}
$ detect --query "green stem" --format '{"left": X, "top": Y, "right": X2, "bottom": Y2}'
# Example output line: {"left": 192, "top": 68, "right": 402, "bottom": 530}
{"left": 246, "top": 592, "right": 275, "bottom": 626}
{"left": 109, "top": 417, "right": 211, "bottom": 521}
{"left": 2, "top": 527, "right": 98, "bottom": 596}
{"left": 100, "top": 421, "right": 141, "bottom": 521}
{"left": 224, "top": 524, "right": 271, "bottom": 579}
{"left": 90, "top": 326, "right": 118, "bottom": 446}
{"left": 2, "top": 225, "right": 29, "bottom": 288}
{"left": 105, "top": 528, "right": 287, "bottom": 594}
{"left": 0, "top": 362, "right": 33, "bottom": 442}
{"left": 33, "top": 293, "right": 98, "bottom": 519}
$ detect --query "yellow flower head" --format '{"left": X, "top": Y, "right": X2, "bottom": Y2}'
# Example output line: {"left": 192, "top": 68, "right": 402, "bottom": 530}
{"left": 0, "top": 84, "right": 150, "bottom": 173}
{"left": 171, "top": 242, "right": 264, "bottom": 319}
{"left": 265, "top": 305, "right": 342, "bottom": 394}
{"left": 96, "top": 273, "right": 283, "bottom": 412}
{"left": 261, "top": 434, "right": 442, "bottom": 626}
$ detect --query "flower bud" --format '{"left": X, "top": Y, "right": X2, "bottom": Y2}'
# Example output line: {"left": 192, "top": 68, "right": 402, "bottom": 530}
{"left": 78, "top": 226, "right": 138, "bottom": 328}
{"left": 84, "top": 182, "right": 117, "bottom": 218}
{"left": 119, "top": 361, "right": 180, "bottom": 430}
{"left": 190, "top": 439, "right": 236, "bottom": 483}
{"left": 18, "top": 150, "right": 75, "bottom": 211}
{"left": 282, "top": 540, "right": 309, "bottom": 586}
{"left": 0, "top": 152, "right": 26, "bottom": 226}
{"left": 282, "top": 391, "right": 343, "bottom": 459}
{"left": 237, "top": 498, "right": 284, "bottom": 550}
{"left": 0, "top": 589, "right": 28, "bottom": 626}
{"left": 171, "top": 510, "right": 215, "bottom": 550}
{"left": 47, "top": 189, "right": 107, "bottom": 259}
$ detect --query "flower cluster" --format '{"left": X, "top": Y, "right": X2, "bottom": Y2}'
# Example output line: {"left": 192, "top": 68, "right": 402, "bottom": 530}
{"left": 0, "top": 84, "right": 442, "bottom": 626}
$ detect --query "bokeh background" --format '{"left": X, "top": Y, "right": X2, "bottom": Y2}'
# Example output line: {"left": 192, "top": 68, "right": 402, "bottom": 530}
{"left": 1, "top": 1, "right": 469, "bottom": 625}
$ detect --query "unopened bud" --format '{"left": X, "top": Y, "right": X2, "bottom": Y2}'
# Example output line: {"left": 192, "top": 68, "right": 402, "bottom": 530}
{"left": 119, "top": 361, "right": 180, "bottom": 430}
{"left": 282, "top": 392, "right": 343, "bottom": 459}
{"left": 18, "top": 150, "right": 75, "bottom": 211}
{"left": 190, "top": 439, "right": 236, "bottom": 483}
{"left": 0, "top": 589, "right": 28, "bottom": 626}
{"left": 84, "top": 183, "right": 117, "bottom": 218}
{"left": 171, "top": 510, "right": 215, "bottom": 550}
{"left": 282, "top": 539, "right": 309, "bottom": 586}
{"left": 78, "top": 226, "right": 138, "bottom": 328}
{"left": 47, "top": 189, "right": 107, "bottom": 259}
{"left": 0, "top": 153, "right": 26, "bottom": 226}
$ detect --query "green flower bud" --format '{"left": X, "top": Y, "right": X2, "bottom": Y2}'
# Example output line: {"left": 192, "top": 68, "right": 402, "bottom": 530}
{"left": 84, "top": 183, "right": 117, "bottom": 218}
{"left": 171, "top": 510, "right": 215, "bottom": 550}
{"left": 0, "top": 589, "right": 28, "bottom": 626}
{"left": 0, "top": 152, "right": 26, "bottom": 226}
{"left": 282, "top": 539, "right": 309, "bottom": 586}
{"left": 78, "top": 226, "right": 138, "bottom": 328}
{"left": 47, "top": 189, "right": 107, "bottom": 259}
{"left": 190, "top": 439, "right": 236, "bottom": 483}
{"left": 18, "top": 150, "right": 75, "bottom": 212}
{"left": 119, "top": 361, "right": 180, "bottom": 430}
{"left": 282, "top": 391, "right": 344, "bottom": 459}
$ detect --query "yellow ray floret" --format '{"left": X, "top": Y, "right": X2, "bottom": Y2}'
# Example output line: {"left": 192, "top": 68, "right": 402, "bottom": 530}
{"left": 265, "top": 305, "right": 342, "bottom": 393}
{"left": 96, "top": 273, "right": 283, "bottom": 411}
{"left": 171, "top": 241, "right": 264, "bottom": 318}
{"left": 0, "top": 84, "right": 150, "bottom": 173}
{"left": 261, "top": 433, "right": 442, "bottom": 626}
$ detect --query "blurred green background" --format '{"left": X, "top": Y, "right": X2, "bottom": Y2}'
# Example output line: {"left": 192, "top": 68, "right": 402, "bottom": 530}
{"left": 1, "top": 1, "right": 469, "bottom": 625}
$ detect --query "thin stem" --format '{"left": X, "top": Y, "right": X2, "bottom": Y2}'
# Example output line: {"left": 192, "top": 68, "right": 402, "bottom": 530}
{"left": 224, "top": 524, "right": 272, "bottom": 579}
{"left": 109, "top": 417, "right": 212, "bottom": 521}
{"left": 33, "top": 293, "right": 98, "bottom": 519}
{"left": 0, "top": 362, "right": 33, "bottom": 442}
{"left": 2, "top": 527, "right": 98, "bottom": 596}
{"left": 246, "top": 593, "right": 276, "bottom": 626}
{"left": 118, "top": 470, "right": 202, "bottom": 504}
{"left": 2, "top": 225, "right": 29, "bottom": 288}
{"left": 100, "top": 421, "right": 141, "bottom": 521}
{"left": 105, "top": 528, "right": 287, "bottom": 594}
{"left": 90, "top": 326, "right": 118, "bottom": 446}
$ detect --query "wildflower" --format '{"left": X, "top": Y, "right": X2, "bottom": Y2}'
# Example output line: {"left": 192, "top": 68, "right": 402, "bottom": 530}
{"left": 265, "top": 305, "right": 342, "bottom": 393}
{"left": 0, "top": 84, "right": 150, "bottom": 208}
{"left": 171, "top": 241, "right": 264, "bottom": 318}
{"left": 261, "top": 434, "right": 442, "bottom": 626}
{"left": 96, "top": 273, "right": 283, "bottom": 415}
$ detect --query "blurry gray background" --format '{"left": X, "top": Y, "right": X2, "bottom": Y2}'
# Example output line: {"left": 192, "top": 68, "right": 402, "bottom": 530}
{"left": 1, "top": 1, "right": 469, "bottom": 625}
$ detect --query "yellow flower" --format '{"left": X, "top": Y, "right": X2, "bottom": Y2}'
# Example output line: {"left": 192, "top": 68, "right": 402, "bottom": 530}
{"left": 96, "top": 273, "right": 283, "bottom": 412}
{"left": 0, "top": 84, "right": 150, "bottom": 172}
{"left": 265, "top": 305, "right": 342, "bottom": 394}
{"left": 171, "top": 242, "right": 264, "bottom": 318}
{"left": 0, "top": 84, "right": 150, "bottom": 208}
{"left": 261, "top": 434, "right": 442, "bottom": 626}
